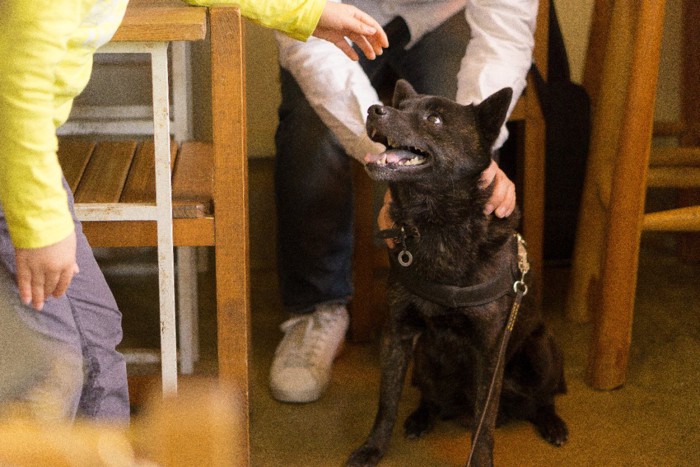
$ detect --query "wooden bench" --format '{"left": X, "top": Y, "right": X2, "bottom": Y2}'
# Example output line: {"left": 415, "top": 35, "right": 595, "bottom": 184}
{"left": 58, "top": 1, "right": 250, "bottom": 461}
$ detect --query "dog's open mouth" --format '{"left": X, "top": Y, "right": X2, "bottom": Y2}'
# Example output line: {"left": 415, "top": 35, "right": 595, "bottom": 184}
{"left": 366, "top": 132, "right": 430, "bottom": 169}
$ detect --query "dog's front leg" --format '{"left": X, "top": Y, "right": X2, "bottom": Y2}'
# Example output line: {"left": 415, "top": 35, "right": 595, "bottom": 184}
{"left": 347, "top": 326, "right": 414, "bottom": 467}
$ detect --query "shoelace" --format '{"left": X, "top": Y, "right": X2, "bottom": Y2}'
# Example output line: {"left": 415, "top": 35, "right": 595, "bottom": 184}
{"left": 278, "top": 311, "right": 340, "bottom": 368}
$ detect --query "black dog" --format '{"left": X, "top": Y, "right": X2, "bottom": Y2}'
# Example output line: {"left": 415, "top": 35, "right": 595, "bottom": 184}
{"left": 346, "top": 80, "right": 568, "bottom": 467}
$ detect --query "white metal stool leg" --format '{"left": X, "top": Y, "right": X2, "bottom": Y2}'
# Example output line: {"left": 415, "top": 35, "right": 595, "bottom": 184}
{"left": 176, "top": 247, "right": 199, "bottom": 374}
{"left": 150, "top": 43, "right": 177, "bottom": 394}
{"left": 69, "top": 41, "right": 183, "bottom": 393}
{"left": 171, "top": 41, "right": 200, "bottom": 375}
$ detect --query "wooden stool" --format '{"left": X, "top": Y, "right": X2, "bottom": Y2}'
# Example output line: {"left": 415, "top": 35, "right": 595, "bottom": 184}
{"left": 58, "top": 1, "right": 250, "bottom": 461}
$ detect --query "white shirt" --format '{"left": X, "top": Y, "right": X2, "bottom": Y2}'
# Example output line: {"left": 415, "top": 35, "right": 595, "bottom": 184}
{"left": 276, "top": 0, "right": 538, "bottom": 161}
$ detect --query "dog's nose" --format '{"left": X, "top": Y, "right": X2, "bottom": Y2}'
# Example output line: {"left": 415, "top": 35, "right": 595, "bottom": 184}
{"left": 369, "top": 104, "right": 387, "bottom": 116}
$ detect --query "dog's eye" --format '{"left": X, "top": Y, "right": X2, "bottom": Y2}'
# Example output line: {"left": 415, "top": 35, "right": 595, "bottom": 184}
{"left": 426, "top": 114, "right": 442, "bottom": 125}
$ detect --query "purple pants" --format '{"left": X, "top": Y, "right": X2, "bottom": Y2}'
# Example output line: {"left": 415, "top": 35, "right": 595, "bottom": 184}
{"left": 0, "top": 179, "right": 129, "bottom": 422}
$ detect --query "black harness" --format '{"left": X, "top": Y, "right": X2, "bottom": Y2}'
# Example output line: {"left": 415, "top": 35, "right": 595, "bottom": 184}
{"left": 379, "top": 227, "right": 526, "bottom": 308}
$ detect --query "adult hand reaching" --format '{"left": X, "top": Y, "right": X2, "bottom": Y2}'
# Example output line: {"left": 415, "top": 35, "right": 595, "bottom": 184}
{"left": 313, "top": 2, "right": 389, "bottom": 61}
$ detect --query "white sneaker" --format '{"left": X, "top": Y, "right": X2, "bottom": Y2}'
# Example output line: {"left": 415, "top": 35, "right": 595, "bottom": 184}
{"left": 269, "top": 303, "right": 349, "bottom": 403}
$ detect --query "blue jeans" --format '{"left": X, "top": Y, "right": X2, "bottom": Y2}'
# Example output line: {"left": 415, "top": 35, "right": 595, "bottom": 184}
{"left": 274, "top": 12, "right": 470, "bottom": 314}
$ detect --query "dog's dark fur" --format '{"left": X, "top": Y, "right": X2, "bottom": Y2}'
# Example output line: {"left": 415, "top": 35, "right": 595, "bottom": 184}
{"left": 346, "top": 80, "right": 568, "bottom": 467}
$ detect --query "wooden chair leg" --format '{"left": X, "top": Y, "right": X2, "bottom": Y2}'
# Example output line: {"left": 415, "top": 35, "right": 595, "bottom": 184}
{"left": 585, "top": 0, "right": 666, "bottom": 390}
{"left": 520, "top": 89, "right": 546, "bottom": 307}
{"left": 210, "top": 7, "right": 250, "bottom": 463}
{"left": 566, "top": 0, "right": 637, "bottom": 325}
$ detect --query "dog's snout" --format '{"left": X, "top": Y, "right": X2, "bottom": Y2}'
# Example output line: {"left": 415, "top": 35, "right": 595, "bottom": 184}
{"left": 369, "top": 104, "right": 388, "bottom": 116}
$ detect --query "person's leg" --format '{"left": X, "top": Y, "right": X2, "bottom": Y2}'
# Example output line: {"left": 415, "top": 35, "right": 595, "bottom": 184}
{"left": 0, "top": 201, "right": 83, "bottom": 421}
{"left": 271, "top": 17, "right": 420, "bottom": 403}
{"left": 0, "top": 181, "right": 129, "bottom": 422}
{"left": 274, "top": 69, "right": 355, "bottom": 313}
{"left": 271, "top": 69, "right": 353, "bottom": 403}
{"left": 63, "top": 180, "right": 129, "bottom": 421}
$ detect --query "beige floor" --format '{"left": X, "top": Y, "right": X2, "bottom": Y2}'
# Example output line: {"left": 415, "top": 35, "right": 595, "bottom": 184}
{"left": 108, "top": 158, "right": 700, "bottom": 467}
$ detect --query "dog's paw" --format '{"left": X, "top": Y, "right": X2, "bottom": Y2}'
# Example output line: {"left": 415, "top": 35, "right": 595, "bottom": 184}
{"left": 403, "top": 408, "right": 434, "bottom": 439}
{"left": 346, "top": 444, "right": 383, "bottom": 467}
{"left": 531, "top": 407, "right": 569, "bottom": 447}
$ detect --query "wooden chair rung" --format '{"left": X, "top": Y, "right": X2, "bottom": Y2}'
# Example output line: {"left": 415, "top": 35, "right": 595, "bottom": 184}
{"left": 643, "top": 206, "right": 700, "bottom": 231}
{"left": 650, "top": 146, "right": 700, "bottom": 166}
{"left": 647, "top": 167, "right": 700, "bottom": 188}
{"left": 653, "top": 119, "right": 686, "bottom": 137}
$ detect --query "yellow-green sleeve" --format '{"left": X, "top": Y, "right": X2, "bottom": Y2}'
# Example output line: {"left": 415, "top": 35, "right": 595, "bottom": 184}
{"left": 0, "top": 0, "right": 126, "bottom": 249}
{"left": 0, "top": 1, "right": 78, "bottom": 249}
{"left": 182, "top": 0, "right": 326, "bottom": 41}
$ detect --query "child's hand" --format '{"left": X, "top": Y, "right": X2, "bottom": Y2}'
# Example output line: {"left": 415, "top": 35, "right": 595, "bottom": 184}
{"left": 313, "top": 2, "right": 389, "bottom": 61}
{"left": 480, "top": 159, "right": 516, "bottom": 218}
{"left": 15, "top": 231, "right": 80, "bottom": 311}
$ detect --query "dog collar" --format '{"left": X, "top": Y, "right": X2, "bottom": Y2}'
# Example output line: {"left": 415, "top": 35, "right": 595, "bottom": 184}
{"left": 381, "top": 231, "right": 529, "bottom": 308}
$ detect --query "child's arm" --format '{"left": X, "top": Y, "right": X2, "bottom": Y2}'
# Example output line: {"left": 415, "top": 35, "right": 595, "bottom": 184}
{"left": 0, "top": 1, "right": 108, "bottom": 310}
{"left": 182, "top": 0, "right": 388, "bottom": 60}
{"left": 312, "top": 1, "right": 388, "bottom": 61}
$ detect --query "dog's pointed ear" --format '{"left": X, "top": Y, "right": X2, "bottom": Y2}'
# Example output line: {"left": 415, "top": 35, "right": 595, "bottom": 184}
{"left": 474, "top": 87, "right": 513, "bottom": 145}
{"left": 392, "top": 79, "right": 418, "bottom": 107}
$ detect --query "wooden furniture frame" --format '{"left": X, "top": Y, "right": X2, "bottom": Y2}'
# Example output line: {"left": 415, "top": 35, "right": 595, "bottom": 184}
{"left": 350, "top": 0, "right": 550, "bottom": 341}
{"left": 57, "top": 0, "right": 250, "bottom": 459}
{"left": 565, "top": 0, "right": 668, "bottom": 390}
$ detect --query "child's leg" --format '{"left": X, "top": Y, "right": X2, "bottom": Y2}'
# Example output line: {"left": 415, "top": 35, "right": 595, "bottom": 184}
{"left": 67, "top": 219, "right": 130, "bottom": 421}
{"left": 0, "top": 221, "right": 84, "bottom": 421}
{"left": 0, "top": 180, "right": 129, "bottom": 422}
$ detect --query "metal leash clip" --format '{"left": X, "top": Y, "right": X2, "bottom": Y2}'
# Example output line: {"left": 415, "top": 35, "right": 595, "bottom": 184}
{"left": 397, "top": 226, "right": 413, "bottom": 267}
{"left": 513, "top": 233, "right": 529, "bottom": 296}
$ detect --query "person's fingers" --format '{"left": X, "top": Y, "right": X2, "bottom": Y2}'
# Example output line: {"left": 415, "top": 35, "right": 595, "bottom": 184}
{"left": 30, "top": 274, "right": 46, "bottom": 311}
{"left": 43, "top": 272, "right": 61, "bottom": 301}
{"left": 484, "top": 181, "right": 505, "bottom": 216}
{"left": 377, "top": 189, "right": 396, "bottom": 248}
{"left": 490, "top": 170, "right": 516, "bottom": 218}
{"left": 51, "top": 264, "right": 77, "bottom": 299}
{"left": 481, "top": 160, "right": 499, "bottom": 214}
{"left": 495, "top": 186, "right": 516, "bottom": 217}
{"left": 15, "top": 261, "right": 32, "bottom": 306}
{"left": 353, "top": 11, "right": 388, "bottom": 50}
{"left": 350, "top": 8, "right": 389, "bottom": 46}
{"left": 334, "top": 38, "right": 360, "bottom": 61}
{"left": 479, "top": 159, "right": 498, "bottom": 189}
{"left": 348, "top": 33, "right": 376, "bottom": 60}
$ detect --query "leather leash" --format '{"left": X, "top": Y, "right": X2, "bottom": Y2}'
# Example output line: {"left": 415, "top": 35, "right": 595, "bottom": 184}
{"left": 466, "top": 234, "right": 529, "bottom": 467}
